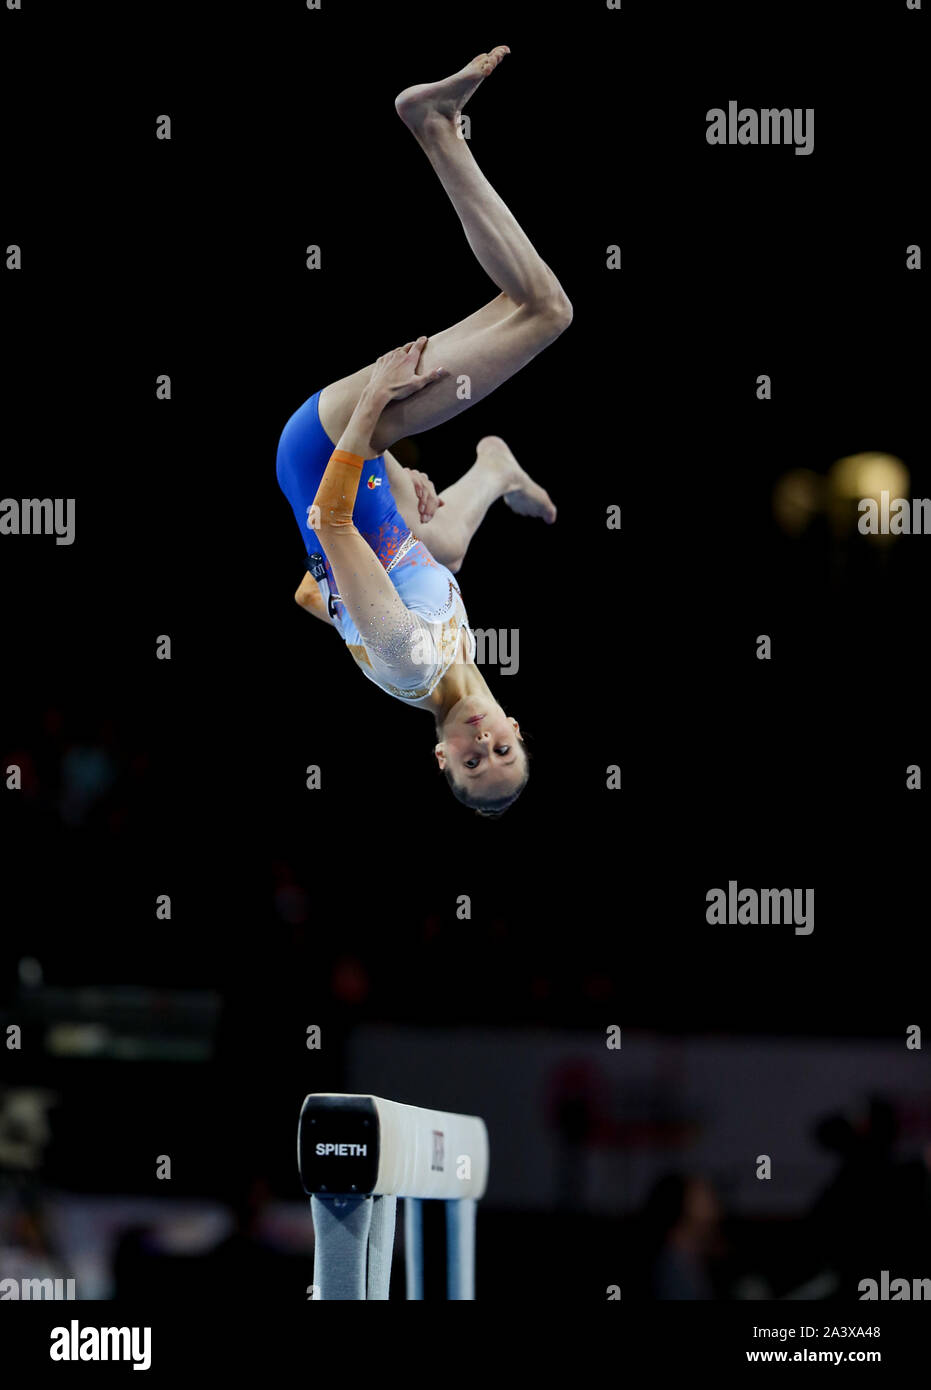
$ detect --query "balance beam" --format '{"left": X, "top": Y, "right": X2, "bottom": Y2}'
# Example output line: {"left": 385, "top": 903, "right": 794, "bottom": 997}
{"left": 298, "top": 1093, "right": 489, "bottom": 1299}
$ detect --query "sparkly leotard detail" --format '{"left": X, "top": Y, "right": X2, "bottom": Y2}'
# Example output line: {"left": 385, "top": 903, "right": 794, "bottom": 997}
{"left": 341, "top": 553, "right": 476, "bottom": 704}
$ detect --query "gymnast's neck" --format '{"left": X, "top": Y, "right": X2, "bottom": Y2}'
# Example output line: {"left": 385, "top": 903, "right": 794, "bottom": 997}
{"left": 426, "top": 651, "right": 494, "bottom": 720}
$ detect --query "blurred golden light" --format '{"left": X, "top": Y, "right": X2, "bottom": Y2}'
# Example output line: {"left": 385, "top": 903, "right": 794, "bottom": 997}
{"left": 772, "top": 468, "right": 824, "bottom": 535}
{"left": 830, "top": 452, "right": 910, "bottom": 500}
{"left": 827, "top": 452, "right": 910, "bottom": 540}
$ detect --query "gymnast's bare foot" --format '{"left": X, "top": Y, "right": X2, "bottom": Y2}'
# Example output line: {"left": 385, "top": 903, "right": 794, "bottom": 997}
{"left": 395, "top": 47, "right": 510, "bottom": 129}
{"left": 477, "top": 435, "right": 557, "bottom": 524}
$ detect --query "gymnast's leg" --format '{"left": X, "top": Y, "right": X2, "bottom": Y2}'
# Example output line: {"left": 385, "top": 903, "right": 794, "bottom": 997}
{"left": 318, "top": 47, "right": 572, "bottom": 455}
{"left": 384, "top": 436, "right": 556, "bottom": 573}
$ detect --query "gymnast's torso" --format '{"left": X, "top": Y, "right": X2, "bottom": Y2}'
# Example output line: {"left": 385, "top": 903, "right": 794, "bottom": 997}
{"left": 276, "top": 389, "right": 477, "bottom": 705}
{"left": 336, "top": 541, "right": 477, "bottom": 706}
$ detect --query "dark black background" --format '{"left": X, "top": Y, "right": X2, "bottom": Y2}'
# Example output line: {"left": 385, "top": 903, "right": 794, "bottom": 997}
{"left": 1, "top": 0, "right": 929, "bottom": 1347}
{"left": 3, "top": 0, "right": 927, "bottom": 1014}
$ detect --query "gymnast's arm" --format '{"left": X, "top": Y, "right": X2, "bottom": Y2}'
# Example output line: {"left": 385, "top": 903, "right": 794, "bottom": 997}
{"left": 383, "top": 452, "right": 444, "bottom": 528}
{"left": 307, "top": 377, "right": 423, "bottom": 664}
{"left": 306, "top": 348, "right": 446, "bottom": 652}
{"left": 291, "top": 367, "right": 416, "bottom": 627}
{"left": 293, "top": 450, "right": 439, "bottom": 625}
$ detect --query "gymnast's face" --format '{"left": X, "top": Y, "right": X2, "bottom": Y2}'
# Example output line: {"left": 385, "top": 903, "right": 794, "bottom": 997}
{"left": 435, "top": 696, "right": 524, "bottom": 796}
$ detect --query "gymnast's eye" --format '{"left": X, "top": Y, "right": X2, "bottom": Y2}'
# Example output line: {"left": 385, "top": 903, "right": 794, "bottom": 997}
{"left": 464, "top": 746, "right": 510, "bottom": 768}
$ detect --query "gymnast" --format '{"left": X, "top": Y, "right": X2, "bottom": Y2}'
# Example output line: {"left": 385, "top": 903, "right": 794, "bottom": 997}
{"left": 276, "top": 47, "right": 571, "bottom": 815}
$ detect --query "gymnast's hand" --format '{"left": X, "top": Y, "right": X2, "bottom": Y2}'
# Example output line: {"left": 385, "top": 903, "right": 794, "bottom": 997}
{"left": 406, "top": 468, "right": 445, "bottom": 523}
{"left": 370, "top": 337, "right": 449, "bottom": 402}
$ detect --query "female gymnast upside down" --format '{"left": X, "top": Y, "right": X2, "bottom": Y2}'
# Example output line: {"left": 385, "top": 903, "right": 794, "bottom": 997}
{"left": 276, "top": 47, "right": 571, "bottom": 815}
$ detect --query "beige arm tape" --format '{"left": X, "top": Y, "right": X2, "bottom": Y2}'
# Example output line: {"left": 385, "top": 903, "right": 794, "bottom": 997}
{"left": 308, "top": 449, "right": 365, "bottom": 531}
